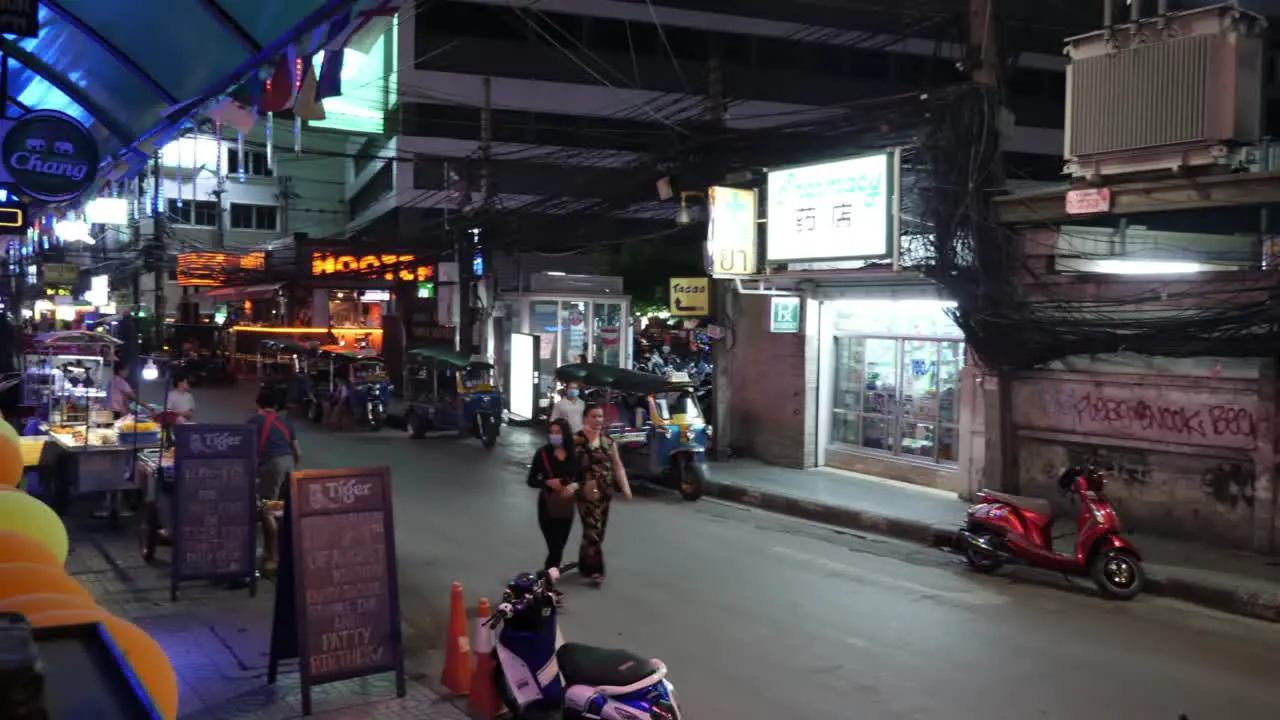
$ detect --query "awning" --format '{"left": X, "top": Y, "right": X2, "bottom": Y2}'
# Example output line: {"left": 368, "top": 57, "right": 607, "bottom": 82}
{"left": 206, "top": 282, "right": 284, "bottom": 301}
{"left": 6, "top": 1, "right": 398, "bottom": 185}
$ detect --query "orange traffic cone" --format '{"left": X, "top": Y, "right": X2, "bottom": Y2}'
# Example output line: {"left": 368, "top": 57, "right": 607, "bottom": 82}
{"left": 469, "top": 598, "right": 506, "bottom": 718}
{"left": 440, "top": 582, "right": 473, "bottom": 695}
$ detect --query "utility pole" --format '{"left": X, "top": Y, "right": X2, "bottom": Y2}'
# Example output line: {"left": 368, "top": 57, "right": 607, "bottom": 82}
{"left": 457, "top": 76, "right": 491, "bottom": 357}
{"left": 151, "top": 152, "right": 166, "bottom": 350}
{"left": 967, "top": 0, "right": 1015, "bottom": 493}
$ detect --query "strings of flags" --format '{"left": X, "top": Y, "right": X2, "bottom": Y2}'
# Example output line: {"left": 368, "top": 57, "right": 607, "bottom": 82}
{"left": 204, "top": 0, "right": 402, "bottom": 135}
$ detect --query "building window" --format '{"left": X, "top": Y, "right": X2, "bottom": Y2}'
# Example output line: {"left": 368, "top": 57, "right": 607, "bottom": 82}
{"left": 350, "top": 164, "right": 394, "bottom": 220}
{"left": 226, "top": 148, "right": 273, "bottom": 177}
{"left": 827, "top": 299, "right": 965, "bottom": 466}
{"left": 166, "top": 199, "right": 219, "bottom": 228}
{"left": 229, "top": 203, "right": 279, "bottom": 232}
{"left": 831, "top": 337, "right": 962, "bottom": 465}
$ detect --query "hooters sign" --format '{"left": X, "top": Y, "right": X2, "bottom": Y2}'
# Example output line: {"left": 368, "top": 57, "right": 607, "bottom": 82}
{"left": 310, "top": 251, "right": 435, "bottom": 282}
{"left": 704, "top": 186, "right": 758, "bottom": 276}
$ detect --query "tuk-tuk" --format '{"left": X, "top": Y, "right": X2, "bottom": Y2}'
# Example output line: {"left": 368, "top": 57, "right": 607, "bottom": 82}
{"left": 257, "top": 339, "right": 311, "bottom": 411}
{"left": 555, "top": 365, "right": 711, "bottom": 501}
{"left": 162, "top": 323, "right": 236, "bottom": 386}
{"left": 405, "top": 346, "right": 503, "bottom": 449}
{"left": 307, "top": 346, "right": 388, "bottom": 431}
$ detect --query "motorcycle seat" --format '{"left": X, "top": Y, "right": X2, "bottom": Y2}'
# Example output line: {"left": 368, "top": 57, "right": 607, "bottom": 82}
{"left": 979, "top": 490, "right": 1052, "bottom": 517}
{"left": 556, "top": 642, "right": 664, "bottom": 693}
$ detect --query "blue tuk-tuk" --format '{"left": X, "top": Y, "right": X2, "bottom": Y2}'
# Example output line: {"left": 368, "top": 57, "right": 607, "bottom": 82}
{"left": 554, "top": 365, "right": 711, "bottom": 501}
{"left": 307, "top": 346, "right": 389, "bottom": 430}
{"left": 405, "top": 346, "right": 503, "bottom": 448}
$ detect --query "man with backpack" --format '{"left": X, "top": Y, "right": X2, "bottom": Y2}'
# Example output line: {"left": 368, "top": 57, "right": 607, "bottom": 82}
{"left": 247, "top": 390, "right": 301, "bottom": 574}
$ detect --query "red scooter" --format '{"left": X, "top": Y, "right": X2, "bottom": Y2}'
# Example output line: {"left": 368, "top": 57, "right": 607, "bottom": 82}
{"left": 956, "top": 465, "right": 1145, "bottom": 600}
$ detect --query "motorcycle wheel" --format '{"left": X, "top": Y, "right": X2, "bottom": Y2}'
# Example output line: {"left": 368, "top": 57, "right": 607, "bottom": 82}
{"left": 308, "top": 401, "right": 322, "bottom": 425}
{"left": 480, "top": 416, "right": 498, "bottom": 450}
{"left": 962, "top": 530, "right": 1005, "bottom": 574}
{"left": 493, "top": 655, "right": 522, "bottom": 717}
{"left": 369, "top": 406, "right": 384, "bottom": 432}
{"left": 1090, "top": 549, "right": 1143, "bottom": 600}
{"left": 406, "top": 411, "right": 426, "bottom": 439}
{"left": 677, "top": 457, "right": 705, "bottom": 502}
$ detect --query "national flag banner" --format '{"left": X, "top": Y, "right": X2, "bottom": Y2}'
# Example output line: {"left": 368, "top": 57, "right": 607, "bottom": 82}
{"left": 292, "top": 59, "right": 327, "bottom": 122}
{"left": 347, "top": 0, "right": 404, "bottom": 54}
{"left": 207, "top": 96, "right": 259, "bottom": 134}
{"left": 258, "top": 55, "right": 297, "bottom": 114}
{"left": 315, "top": 50, "right": 343, "bottom": 101}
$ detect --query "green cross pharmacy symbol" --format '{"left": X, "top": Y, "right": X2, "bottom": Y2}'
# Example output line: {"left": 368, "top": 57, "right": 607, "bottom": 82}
{"left": 770, "top": 296, "right": 801, "bottom": 333}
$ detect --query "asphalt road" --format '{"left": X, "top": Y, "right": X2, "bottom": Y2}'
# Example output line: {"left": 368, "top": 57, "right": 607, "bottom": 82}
{"left": 188, "top": 384, "right": 1280, "bottom": 720}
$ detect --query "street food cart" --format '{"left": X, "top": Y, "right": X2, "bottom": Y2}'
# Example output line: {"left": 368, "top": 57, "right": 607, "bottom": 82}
{"left": 29, "top": 332, "right": 162, "bottom": 519}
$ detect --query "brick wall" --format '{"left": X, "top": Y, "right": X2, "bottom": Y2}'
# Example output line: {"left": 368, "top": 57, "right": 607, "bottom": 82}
{"left": 726, "top": 294, "right": 813, "bottom": 468}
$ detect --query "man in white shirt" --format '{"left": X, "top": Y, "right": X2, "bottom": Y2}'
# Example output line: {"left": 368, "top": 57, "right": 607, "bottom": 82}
{"left": 549, "top": 382, "right": 585, "bottom": 433}
{"left": 165, "top": 376, "right": 196, "bottom": 424}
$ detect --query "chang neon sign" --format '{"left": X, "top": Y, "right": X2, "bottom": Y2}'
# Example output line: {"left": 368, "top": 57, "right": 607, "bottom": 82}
{"left": 311, "top": 252, "right": 435, "bottom": 282}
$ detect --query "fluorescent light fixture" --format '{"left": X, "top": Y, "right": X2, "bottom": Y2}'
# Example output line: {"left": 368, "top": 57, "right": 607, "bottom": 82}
{"left": 1096, "top": 260, "right": 1201, "bottom": 275}
{"left": 85, "top": 197, "right": 129, "bottom": 225}
{"left": 55, "top": 219, "right": 93, "bottom": 244}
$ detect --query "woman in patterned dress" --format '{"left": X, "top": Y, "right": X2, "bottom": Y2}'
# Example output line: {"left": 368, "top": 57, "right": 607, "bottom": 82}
{"left": 574, "top": 403, "right": 633, "bottom": 586}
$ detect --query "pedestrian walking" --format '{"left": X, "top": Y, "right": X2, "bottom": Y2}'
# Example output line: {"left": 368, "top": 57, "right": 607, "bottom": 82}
{"left": 247, "top": 390, "right": 301, "bottom": 574}
{"left": 550, "top": 381, "right": 585, "bottom": 433}
{"left": 573, "top": 403, "right": 632, "bottom": 587}
{"left": 527, "top": 418, "right": 579, "bottom": 604}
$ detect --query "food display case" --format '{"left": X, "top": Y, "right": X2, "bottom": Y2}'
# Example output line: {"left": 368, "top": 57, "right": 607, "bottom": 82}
{"left": 22, "top": 331, "right": 114, "bottom": 408}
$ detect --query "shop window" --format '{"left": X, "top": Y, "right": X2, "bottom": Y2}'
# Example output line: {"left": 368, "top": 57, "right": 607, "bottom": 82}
{"left": 167, "top": 199, "right": 218, "bottom": 228}
{"left": 226, "top": 148, "right": 272, "bottom": 177}
{"left": 592, "top": 301, "right": 624, "bottom": 368}
{"left": 229, "top": 203, "right": 279, "bottom": 232}
{"left": 831, "top": 336, "right": 962, "bottom": 465}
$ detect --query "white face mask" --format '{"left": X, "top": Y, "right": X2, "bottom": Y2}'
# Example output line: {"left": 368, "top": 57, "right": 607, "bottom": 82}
{"left": 548, "top": 435, "right": 564, "bottom": 447}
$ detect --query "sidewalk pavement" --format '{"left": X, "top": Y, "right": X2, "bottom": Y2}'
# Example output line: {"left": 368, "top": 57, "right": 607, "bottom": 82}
{"left": 65, "top": 522, "right": 470, "bottom": 720}
{"left": 703, "top": 459, "right": 1280, "bottom": 623}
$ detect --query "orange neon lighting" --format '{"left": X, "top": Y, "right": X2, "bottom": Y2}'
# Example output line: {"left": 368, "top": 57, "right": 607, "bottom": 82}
{"left": 177, "top": 251, "right": 267, "bottom": 287}
{"left": 232, "top": 326, "right": 384, "bottom": 334}
{"left": 310, "top": 252, "right": 435, "bottom": 282}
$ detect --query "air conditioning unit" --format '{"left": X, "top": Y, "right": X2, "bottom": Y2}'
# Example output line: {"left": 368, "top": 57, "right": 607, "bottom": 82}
{"left": 1063, "top": 2, "right": 1266, "bottom": 181}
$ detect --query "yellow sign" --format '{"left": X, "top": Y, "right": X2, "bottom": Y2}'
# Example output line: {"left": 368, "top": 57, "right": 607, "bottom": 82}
{"left": 311, "top": 252, "right": 435, "bottom": 282}
{"left": 705, "top": 186, "right": 757, "bottom": 276}
{"left": 669, "top": 277, "right": 710, "bottom": 317}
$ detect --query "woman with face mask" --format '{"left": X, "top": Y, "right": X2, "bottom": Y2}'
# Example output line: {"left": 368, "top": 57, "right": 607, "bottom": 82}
{"left": 550, "top": 381, "right": 585, "bottom": 433}
{"left": 527, "top": 418, "right": 580, "bottom": 601}
{"left": 573, "top": 403, "right": 633, "bottom": 587}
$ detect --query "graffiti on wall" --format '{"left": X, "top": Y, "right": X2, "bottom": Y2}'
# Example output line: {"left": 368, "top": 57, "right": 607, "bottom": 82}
{"left": 1015, "top": 380, "right": 1259, "bottom": 451}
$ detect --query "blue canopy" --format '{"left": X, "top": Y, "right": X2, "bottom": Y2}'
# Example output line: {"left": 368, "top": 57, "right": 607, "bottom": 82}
{"left": 4, "top": 0, "right": 378, "bottom": 186}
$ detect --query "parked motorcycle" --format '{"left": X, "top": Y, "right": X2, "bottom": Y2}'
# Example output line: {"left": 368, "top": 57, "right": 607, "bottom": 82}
{"left": 488, "top": 563, "right": 681, "bottom": 719}
{"left": 955, "top": 465, "right": 1145, "bottom": 600}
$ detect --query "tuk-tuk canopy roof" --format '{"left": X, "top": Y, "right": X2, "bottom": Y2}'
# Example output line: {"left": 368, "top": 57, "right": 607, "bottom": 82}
{"left": 34, "top": 330, "right": 120, "bottom": 347}
{"left": 408, "top": 346, "right": 494, "bottom": 369}
{"left": 10, "top": 0, "right": 390, "bottom": 178}
{"left": 260, "top": 338, "right": 310, "bottom": 354}
{"left": 554, "top": 364, "right": 692, "bottom": 395}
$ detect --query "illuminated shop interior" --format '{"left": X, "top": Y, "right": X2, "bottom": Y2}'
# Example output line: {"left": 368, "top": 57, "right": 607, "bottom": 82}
{"left": 826, "top": 299, "right": 963, "bottom": 466}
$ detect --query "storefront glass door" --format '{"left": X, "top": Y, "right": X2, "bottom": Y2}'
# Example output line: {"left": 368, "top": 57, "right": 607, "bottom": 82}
{"left": 832, "top": 336, "right": 961, "bottom": 464}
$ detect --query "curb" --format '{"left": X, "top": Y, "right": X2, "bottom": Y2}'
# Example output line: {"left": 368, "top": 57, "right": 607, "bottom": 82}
{"left": 703, "top": 480, "right": 1280, "bottom": 624}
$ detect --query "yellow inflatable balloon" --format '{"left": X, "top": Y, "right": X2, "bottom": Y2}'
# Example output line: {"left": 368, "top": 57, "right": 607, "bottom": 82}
{"left": 103, "top": 616, "right": 179, "bottom": 720}
{"left": 0, "top": 420, "right": 22, "bottom": 489}
{"left": 0, "top": 563, "right": 89, "bottom": 602}
{"left": 28, "top": 609, "right": 178, "bottom": 720}
{"left": 0, "top": 530, "right": 62, "bottom": 567}
{"left": 0, "top": 592, "right": 98, "bottom": 619}
{"left": 0, "top": 489, "right": 68, "bottom": 563}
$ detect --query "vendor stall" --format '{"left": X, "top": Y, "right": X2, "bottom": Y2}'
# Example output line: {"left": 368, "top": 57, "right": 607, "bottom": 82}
{"left": 28, "top": 332, "right": 161, "bottom": 519}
